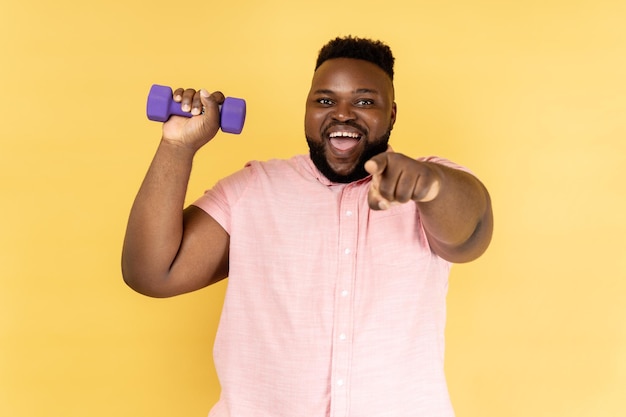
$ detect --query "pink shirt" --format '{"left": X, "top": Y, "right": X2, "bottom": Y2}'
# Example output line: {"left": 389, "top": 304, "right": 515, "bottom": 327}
{"left": 193, "top": 154, "right": 458, "bottom": 417}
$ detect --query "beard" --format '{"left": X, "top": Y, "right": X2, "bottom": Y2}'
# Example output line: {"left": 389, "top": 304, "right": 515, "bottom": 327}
{"left": 306, "top": 129, "right": 391, "bottom": 184}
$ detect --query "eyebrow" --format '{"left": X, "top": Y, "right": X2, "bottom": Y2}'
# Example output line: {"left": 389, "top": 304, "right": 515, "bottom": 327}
{"left": 312, "top": 88, "right": 380, "bottom": 95}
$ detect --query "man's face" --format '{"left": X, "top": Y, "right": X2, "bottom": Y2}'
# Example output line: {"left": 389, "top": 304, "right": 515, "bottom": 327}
{"left": 305, "top": 58, "right": 397, "bottom": 183}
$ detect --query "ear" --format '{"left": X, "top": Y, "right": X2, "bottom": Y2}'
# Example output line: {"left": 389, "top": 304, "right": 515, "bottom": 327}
{"left": 389, "top": 102, "right": 397, "bottom": 130}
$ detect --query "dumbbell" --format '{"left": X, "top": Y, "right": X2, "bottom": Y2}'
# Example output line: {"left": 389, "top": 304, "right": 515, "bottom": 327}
{"left": 146, "top": 84, "right": 246, "bottom": 134}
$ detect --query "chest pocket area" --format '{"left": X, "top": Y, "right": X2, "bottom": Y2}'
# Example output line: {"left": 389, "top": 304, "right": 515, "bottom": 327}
{"left": 363, "top": 203, "right": 432, "bottom": 268}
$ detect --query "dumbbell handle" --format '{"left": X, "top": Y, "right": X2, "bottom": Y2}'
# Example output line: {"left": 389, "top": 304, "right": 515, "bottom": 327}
{"left": 163, "top": 97, "right": 200, "bottom": 119}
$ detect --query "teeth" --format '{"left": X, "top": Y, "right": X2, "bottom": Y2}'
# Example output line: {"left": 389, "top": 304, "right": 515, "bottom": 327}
{"left": 329, "top": 132, "right": 360, "bottom": 139}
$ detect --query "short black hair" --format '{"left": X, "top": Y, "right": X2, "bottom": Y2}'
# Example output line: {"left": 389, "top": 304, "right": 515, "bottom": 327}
{"left": 315, "top": 36, "right": 395, "bottom": 80}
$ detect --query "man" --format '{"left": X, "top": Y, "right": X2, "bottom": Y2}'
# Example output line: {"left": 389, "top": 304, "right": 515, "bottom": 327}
{"left": 122, "top": 36, "right": 493, "bottom": 417}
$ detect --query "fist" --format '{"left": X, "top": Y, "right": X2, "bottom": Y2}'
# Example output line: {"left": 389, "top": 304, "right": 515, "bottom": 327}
{"left": 161, "top": 88, "right": 225, "bottom": 151}
{"left": 364, "top": 152, "right": 441, "bottom": 210}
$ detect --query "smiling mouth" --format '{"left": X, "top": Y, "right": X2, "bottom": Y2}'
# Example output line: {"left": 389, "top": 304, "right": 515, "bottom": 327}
{"left": 328, "top": 131, "right": 362, "bottom": 152}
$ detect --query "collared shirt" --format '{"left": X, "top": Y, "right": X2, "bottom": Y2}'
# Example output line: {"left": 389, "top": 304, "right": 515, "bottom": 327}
{"left": 193, "top": 154, "right": 459, "bottom": 417}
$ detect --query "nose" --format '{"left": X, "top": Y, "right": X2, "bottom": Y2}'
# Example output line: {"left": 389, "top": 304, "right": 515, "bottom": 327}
{"left": 331, "top": 101, "right": 355, "bottom": 122}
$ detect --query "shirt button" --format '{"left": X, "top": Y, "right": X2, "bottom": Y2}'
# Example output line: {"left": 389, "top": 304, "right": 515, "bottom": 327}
{"left": 344, "top": 248, "right": 351, "bottom": 255}
{"left": 341, "top": 290, "right": 348, "bottom": 297}
{"left": 339, "top": 333, "right": 347, "bottom": 341}
{"left": 337, "top": 379, "right": 344, "bottom": 386}
{"left": 346, "top": 210, "right": 353, "bottom": 217}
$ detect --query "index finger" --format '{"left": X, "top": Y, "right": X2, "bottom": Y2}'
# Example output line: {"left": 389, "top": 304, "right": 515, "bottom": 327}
{"left": 172, "top": 88, "right": 185, "bottom": 102}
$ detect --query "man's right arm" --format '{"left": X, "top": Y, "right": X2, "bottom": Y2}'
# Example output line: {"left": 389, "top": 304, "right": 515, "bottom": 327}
{"left": 121, "top": 89, "right": 230, "bottom": 298}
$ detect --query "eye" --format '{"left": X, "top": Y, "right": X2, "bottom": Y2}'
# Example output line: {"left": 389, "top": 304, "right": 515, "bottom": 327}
{"left": 355, "top": 98, "right": 374, "bottom": 106}
{"left": 316, "top": 98, "right": 334, "bottom": 106}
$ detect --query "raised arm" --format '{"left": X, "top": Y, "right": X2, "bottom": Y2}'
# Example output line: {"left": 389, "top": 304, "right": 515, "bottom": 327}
{"left": 365, "top": 152, "right": 493, "bottom": 263}
{"left": 121, "top": 89, "right": 230, "bottom": 297}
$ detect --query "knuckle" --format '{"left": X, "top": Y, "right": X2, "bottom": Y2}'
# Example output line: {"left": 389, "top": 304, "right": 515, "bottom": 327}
{"left": 378, "top": 183, "right": 394, "bottom": 200}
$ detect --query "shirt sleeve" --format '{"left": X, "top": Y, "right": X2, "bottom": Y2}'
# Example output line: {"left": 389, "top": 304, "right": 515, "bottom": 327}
{"left": 418, "top": 155, "right": 473, "bottom": 175}
{"left": 191, "top": 162, "right": 256, "bottom": 234}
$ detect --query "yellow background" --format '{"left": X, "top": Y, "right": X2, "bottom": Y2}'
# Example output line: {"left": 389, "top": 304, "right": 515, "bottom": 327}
{"left": 1, "top": 0, "right": 625, "bottom": 416}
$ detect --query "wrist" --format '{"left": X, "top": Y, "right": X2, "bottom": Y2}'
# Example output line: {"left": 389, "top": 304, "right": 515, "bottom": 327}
{"left": 159, "top": 137, "right": 199, "bottom": 160}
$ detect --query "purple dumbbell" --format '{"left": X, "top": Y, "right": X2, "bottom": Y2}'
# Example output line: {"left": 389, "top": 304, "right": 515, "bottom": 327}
{"left": 146, "top": 84, "right": 246, "bottom": 134}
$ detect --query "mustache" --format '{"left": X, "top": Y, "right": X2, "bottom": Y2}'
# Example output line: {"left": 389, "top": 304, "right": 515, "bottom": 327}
{"left": 322, "top": 121, "right": 368, "bottom": 137}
